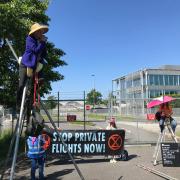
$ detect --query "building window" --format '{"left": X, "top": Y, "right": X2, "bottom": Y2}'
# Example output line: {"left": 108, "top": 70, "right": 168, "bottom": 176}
{"left": 164, "top": 90, "right": 178, "bottom": 95}
{"left": 120, "top": 90, "right": 126, "bottom": 99}
{"left": 126, "top": 80, "right": 132, "bottom": 88}
{"left": 149, "top": 90, "right": 163, "bottom": 98}
{"left": 164, "top": 75, "right": 169, "bottom": 85}
{"left": 148, "top": 75, "right": 154, "bottom": 85}
{"left": 134, "top": 93, "right": 141, "bottom": 98}
{"left": 154, "top": 75, "right": 159, "bottom": 85}
{"left": 163, "top": 75, "right": 179, "bottom": 86}
{"left": 179, "top": 75, "right": 180, "bottom": 85}
{"left": 159, "top": 75, "right": 164, "bottom": 85}
{"left": 169, "top": 75, "right": 174, "bottom": 86}
{"left": 120, "top": 80, "right": 125, "bottom": 89}
{"left": 133, "top": 78, "right": 141, "bottom": 87}
{"left": 127, "top": 93, "right": 133, "bottom": 98}
{"left": 148, "top": 74, "right": 180, "bottom": 86}
{"left": 174, "top": 75, "right": 178, "bottom": 86}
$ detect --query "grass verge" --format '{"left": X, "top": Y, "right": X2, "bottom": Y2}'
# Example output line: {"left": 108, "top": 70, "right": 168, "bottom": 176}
{"left": 0, "top": 130, "right": 26, "bottom": 163}
{"left": 176, "top": 131, "right": 180, "bottom": 137}
{"left": 69, "top": 121, "right": 95, "bottom": 126}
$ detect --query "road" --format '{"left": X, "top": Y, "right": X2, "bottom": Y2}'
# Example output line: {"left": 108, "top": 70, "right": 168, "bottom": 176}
{"left": 14, "top": 146, "right": 178, "bottom": 180}
{"left": 95, "top": 121, "right": 159, "bottom": 144}
{"left": 2, "top": 120, "right": 180, "bottom": 180}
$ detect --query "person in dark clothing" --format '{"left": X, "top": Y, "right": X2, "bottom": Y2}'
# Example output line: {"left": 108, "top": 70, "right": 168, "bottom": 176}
{"left": 16, "top": 23, "right": 48, "bottom": 111}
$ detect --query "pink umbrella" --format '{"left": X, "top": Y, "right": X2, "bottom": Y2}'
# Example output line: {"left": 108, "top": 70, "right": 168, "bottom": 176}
{"left": 147, "top": 96, "right": 176, "bottom": 109}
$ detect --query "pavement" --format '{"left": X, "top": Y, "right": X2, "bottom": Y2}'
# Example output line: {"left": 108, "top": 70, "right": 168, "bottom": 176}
{"left": 118, "top": 121, "right": 180, "bottom": 134}
{"left": 1, "top": 121, "right": 180, "bottom": 180}
{"left": 12, "top": 146, "right": 180, "bottom": 180}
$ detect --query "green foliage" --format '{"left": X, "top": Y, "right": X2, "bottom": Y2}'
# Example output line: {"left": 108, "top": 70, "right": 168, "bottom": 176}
{"left": 101, "top": 99, "right": 108, "bottom": 106}
{"left": 44, "top": 95, "right": 57, "bottom": 109}
{"left": 87, "top": 113, "right": 106, "bottom": 120}
{"left": 0, "top": 130, "right": 25, "bottom": 161}
{"left": 170, "top": 94, "right": 180, "bottom": 108}
{"left": 86, "top": 89, "right": 102, "bottom": 106}
{"left": 0, "top": 131, "right": 12, "bottom": 161}
{"left": 0, "top": 0, "right": 67, "bottom": 107}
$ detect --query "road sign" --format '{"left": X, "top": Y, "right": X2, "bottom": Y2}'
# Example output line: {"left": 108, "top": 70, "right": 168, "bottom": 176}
{"left": 86, "top": 105, "right": 91, "bottom": 110}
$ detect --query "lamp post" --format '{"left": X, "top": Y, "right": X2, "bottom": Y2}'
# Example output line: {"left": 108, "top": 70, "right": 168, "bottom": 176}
{"left": 91, "top": 74, "right": 95, "bottom": 108}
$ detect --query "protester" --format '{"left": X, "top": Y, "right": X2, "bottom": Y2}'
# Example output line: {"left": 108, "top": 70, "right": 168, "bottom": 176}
{"left": 16, "top": 22, "right": 48, "bottom": 111}
{"left": 157, "top": 102, "right": 177, "bottom": 133}
{"left": 27, "top": 130, "right": 46, "bottom": 180}
{"left": 106, "top": 118, "right": 117, "bottom": 130}
{"left": 106, "top": 118, "right": 117, "bottom": 163}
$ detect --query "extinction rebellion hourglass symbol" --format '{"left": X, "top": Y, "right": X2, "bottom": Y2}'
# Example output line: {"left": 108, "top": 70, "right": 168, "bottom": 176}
{"left": 108, "top": 134, "right": 122, "bottom": 150}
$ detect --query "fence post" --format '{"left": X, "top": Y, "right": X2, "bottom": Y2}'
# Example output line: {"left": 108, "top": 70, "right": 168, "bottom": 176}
{"left": 83, "top": 91, "right": 86, "bottom": 130}
{"left": 58, "top": 91, "right": 60, "bottom": 128}
{"left": 12, "top": 115, "right": 14, "bottom": 135}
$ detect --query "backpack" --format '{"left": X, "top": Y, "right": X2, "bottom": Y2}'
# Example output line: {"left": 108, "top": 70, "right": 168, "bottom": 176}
{"left": 155, "top": 111, "right": 162, "bottom": 121}
{"left": 42, "top": 134, "right": 51, "bottom": 150}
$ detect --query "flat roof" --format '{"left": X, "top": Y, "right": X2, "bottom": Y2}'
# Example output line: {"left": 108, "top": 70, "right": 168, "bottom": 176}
{"left": 113, "top": 65, "right": 180, "bottom": 81}
{"left": 158, "top": 65, "right": 180, "bottom": 70}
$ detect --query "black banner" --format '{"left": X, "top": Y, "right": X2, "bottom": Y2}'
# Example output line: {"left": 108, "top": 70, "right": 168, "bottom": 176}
{"left": 48, "top": 130, "right": 125, "bottom": 155}
{"left": 161, "top": 143, "right": 180, "bottom": 167}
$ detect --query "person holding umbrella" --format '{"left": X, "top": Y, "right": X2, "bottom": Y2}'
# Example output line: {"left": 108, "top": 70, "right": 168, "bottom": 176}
{"left": 157, "top": 102, "right": 177, "bottom": 133}
{"left": 148, "top": 96, "right": 178, "bottom": 166}
{"left": 147, "top": 96, "right": 177, "bottom": 133}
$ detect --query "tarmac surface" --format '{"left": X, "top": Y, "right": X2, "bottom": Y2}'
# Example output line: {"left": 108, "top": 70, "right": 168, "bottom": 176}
{"left": 13, "top": 146, "right": 180, "bottom": 180}
{"left": 1, "top": 121, "right": 180, "bottom": 180}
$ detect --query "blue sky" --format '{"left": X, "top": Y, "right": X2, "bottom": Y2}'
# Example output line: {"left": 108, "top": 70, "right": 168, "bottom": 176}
{"left": 46, "top": 0, "right": 180, "bottom": 98}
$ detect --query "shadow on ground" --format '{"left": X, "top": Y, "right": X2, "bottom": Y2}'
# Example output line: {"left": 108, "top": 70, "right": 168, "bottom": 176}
{"left": 128, "top": 154, "right": 138, "bottom": 160}
{"left": 46, "top": 168, "right": 74, "bottom": 180}
{"left": 47, "top": 153, "right": 138, "bottom": 166}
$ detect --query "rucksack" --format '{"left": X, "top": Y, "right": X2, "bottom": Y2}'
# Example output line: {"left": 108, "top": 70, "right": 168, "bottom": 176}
{"left": 155, "top": 111, "right": 162, "bottom": 121}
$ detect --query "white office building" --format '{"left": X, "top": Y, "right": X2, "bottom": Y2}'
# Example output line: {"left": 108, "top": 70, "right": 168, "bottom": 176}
{"left": 112, "top": 65, "right": 180, "bottom": 116}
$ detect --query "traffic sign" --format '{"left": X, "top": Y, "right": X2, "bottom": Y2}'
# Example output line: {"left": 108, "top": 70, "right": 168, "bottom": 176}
{"left": 86, "top": 105, "right": 91, "bottom": 110}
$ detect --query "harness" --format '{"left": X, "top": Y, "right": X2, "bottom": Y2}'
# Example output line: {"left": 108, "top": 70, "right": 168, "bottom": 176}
{"left": 33, "top": 73, "right": 40, "bottom": 107}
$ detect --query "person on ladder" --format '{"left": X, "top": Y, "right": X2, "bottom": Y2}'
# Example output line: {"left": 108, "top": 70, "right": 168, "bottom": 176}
{"left": 16, "top": 22, "right": 49, "bottom": 113}
{"left": 157, "top": 102, "right": 177, "bottom": 133}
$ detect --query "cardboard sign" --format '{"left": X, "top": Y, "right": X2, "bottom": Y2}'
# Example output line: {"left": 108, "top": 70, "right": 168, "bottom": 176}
{"left": 48, "top": 130, "right": 125, "bottom": 155}
{"left": 161, "top": 143, "right": 180, "bottom": 167}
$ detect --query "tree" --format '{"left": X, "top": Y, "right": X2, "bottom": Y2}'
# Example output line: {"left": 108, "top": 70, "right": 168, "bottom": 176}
{"left": 0, "top": 0, "right": 67, "bottom": 108}
{"left": 101, "top": 99, "right": 108, "bottom": 106}
{"left": 170, "top": 94, "right": 180, "bottom": 108}
{"left": 86, "top": 89, "right": 102, "bottom": 106}
{"left": 44, "top": 95, "right": 57, "bottom": 109}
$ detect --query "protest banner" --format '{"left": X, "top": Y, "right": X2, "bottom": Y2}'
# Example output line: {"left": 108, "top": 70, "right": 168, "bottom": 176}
{"left": 48, "top": 130, "right": 125, "bottom": 155}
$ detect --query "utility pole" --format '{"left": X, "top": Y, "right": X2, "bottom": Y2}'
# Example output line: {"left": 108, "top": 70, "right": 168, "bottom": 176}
{"left": 91, "top": 74, "right": 95, "bottom": 108}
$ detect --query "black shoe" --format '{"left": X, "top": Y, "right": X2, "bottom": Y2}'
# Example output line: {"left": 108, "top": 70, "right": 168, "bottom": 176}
{"left": 160, "top": 127, "right": 164, "bottom": 133}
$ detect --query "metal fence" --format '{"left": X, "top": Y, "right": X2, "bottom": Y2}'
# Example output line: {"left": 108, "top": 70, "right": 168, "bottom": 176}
{"left": 1, "top": 93, "right": 180, "bottom": 145}
{"left": 111, "top": 96, "right": 180, "bottom": 118}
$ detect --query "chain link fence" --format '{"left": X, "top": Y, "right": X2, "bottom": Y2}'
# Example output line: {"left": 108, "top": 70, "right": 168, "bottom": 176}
{"left": 1, "top": 92, "right": 180, "bottom": 144}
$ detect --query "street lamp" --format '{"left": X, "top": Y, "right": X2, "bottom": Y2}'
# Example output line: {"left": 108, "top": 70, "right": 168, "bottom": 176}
{"left": 91, "top": 74, "right": 95, "bottom": 108}
{"left": 91, "top": 74, "right": 95, "bottom": 90}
